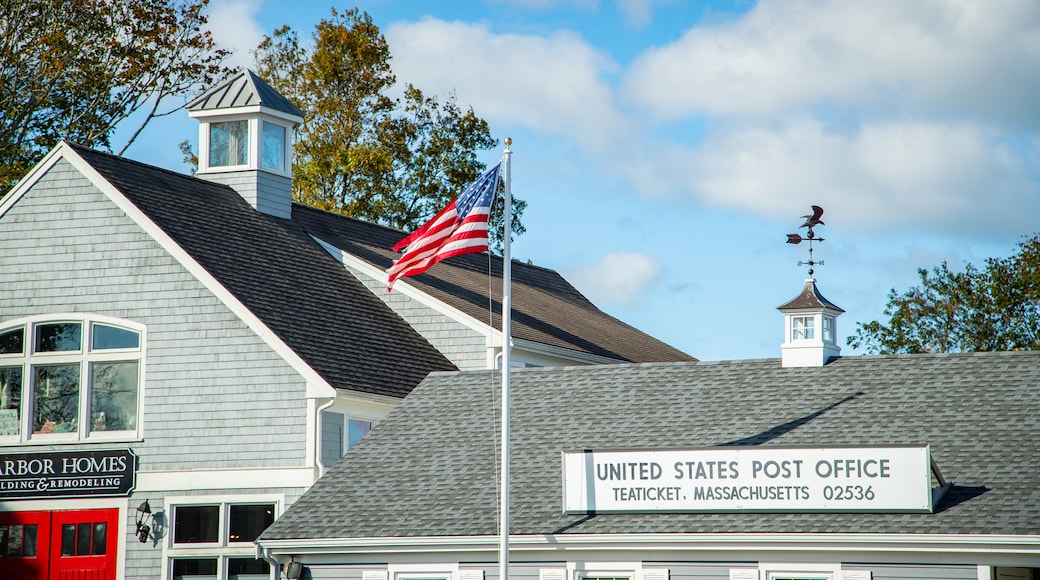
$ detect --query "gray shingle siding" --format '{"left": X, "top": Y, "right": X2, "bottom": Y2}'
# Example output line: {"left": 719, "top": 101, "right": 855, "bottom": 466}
{"left": 0, "top": 159, "right": 308, "bottom": 469}
{"left": 346, "top": 263, "right": 489, "bottom": 370}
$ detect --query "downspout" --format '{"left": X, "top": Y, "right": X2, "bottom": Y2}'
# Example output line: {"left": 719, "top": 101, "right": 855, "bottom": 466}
{"left": 314, "top": 396, "right": 336, "bottom": 477}
{"left": 257, "top": 543, "right": 278, "bottom": 573}
{"left": 260, "top": 396, "right": 335, "bottom": 576}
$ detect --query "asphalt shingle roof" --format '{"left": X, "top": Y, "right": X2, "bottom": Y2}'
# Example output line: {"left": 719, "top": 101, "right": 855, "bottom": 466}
{"left": 69, "top": 144, "right": 690, "bottom": 398}
{"left": 293, "top": 204, "right": 695, "bottom": 364}
{"left": 262, "top": 351, "right": 1040, "bottom": 539}
{"left": 72, "top": 144, "right": 455, "bottom": 398}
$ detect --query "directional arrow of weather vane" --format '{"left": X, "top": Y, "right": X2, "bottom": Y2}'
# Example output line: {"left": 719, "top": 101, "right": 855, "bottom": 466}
{"left": 786, "top": 205, "right": 826, "bottom": 276}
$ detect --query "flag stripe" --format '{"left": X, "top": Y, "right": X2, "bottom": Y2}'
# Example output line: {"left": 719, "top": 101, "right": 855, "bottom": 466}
{"left": 387, "top": 164, "right": 501, "bottom": 289}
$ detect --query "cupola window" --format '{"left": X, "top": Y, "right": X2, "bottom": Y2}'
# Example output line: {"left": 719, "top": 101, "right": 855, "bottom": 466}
{"left": 792, "top": 315, "right": 815, "bottom": 340}
{"left": 208, "top": 120, "right": 248, "bottom": 167}
{"left": 261, "top": 121, "right": 286, "bottom": 171}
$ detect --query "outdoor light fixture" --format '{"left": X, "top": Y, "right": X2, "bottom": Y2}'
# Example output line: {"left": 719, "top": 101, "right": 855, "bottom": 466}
{"left": 284, "top": 560, "right": 303, "bottom": 579}
{"left": 135, "top": 500, "right": 152, "bottom": 543}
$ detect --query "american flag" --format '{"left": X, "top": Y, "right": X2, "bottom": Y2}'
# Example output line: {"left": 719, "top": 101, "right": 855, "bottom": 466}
{"left": 386, "top": 163, "right": 501, "bottom": 290}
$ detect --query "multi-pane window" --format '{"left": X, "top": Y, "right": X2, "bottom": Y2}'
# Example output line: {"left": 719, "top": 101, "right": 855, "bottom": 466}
{"left": 169, "top": 500, "right": 276, "bottom": 580}
{"left": 60, "top": 522, "right": 106, "bottom": 557}
{"left": 0, "top": 318, "right": 143, "bottom": 443}
{"left": 792, "top": 316, "right": 815, "bottom": 340}
{"left": 822, "top": 315, "right": 835, "bottom": 343}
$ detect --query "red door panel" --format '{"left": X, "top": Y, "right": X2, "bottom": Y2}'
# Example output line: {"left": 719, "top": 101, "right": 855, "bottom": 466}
{"left": 0, "top": 510, "right": 51, "bottom": 580}
{"left": 50, "top": 509, "right": 118, "bottom": 580}
{"left": 0, "top": 509, "right": 118, "bottom": 580}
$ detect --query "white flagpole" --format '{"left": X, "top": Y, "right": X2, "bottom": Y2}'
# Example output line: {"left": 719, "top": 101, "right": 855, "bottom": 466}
{"left": 499, "top": 138, "right": 513, "bottom": 580}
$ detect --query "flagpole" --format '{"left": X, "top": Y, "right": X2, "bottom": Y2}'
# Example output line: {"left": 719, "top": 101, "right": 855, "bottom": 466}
{"left": 499, "top": 137, "right": 512, "bottom": 580}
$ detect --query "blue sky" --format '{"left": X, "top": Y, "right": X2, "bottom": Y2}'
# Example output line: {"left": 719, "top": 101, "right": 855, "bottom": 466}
{"left": 117, "top": 0, "right": 1040, "bottom": 361}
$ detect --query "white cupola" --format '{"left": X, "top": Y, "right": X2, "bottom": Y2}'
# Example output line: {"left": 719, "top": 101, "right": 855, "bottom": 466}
{"left": 777, "top": 278, "right": 844, "bottom": 367}
{"left": 187, "top": 69, "right": 304, "bottom": 219}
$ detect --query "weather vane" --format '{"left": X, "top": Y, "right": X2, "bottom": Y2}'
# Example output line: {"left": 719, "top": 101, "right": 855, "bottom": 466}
{"left": 786, "top": 205, "right": 825, "bottom": 277}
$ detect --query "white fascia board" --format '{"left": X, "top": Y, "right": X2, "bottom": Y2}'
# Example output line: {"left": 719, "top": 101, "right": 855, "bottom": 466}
{"left": 258, "top": 533, "right": 1040, "bottom": 558}
{"left": 188, "top": 105, "right": 302, "bottom": 125}
{"left": 57, "top": 144, "right": 336, "bottom": 400}
{"left": 331, "top": 389, "right": 400, "bottom": 415}
{"left": 513, "top": 337, "right": 627, "bottom": 365}
{"left": 311, "top": 235, "right": 493, "bottom": 338}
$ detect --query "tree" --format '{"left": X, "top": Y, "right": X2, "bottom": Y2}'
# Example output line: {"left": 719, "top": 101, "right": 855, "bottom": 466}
{"left": 254, "top": 8, "right": 525, "bottom": 251}
{"left": 0, "top": 0, "right": 230, "bottom": 191}
{"left": 848, "top": 234, "right": 1040, "bottom": 354}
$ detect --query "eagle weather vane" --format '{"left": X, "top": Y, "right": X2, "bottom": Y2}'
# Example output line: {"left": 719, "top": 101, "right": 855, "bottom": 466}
{"left": 786, "top": 205, "right": 826, "bottom": 278}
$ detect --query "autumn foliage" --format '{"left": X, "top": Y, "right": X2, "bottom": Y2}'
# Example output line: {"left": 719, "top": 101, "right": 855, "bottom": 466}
{"left": 0, "top": 0, "right": 230, "bottom": 190}
{"left": 254, "top": 8, "right": 525, "bottom": 250}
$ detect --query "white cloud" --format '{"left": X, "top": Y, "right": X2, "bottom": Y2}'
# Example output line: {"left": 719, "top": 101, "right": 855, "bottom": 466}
{"left": 383, "top": 18, "right": 631, "bottom": 149}
{"left": 562, "top": 251, "right": 663, "bottom": 308}
{"left": 622, "top": 0, "right": 1040, "bottom": 126}
{"left": 380, "top": 1, "right": 1040, "bottom": 239}
{"left": 206, "top": 0, "right": 266, "bottom": 70}
{"left": 633, "top": 118, "right": 1040, "bottom": 235}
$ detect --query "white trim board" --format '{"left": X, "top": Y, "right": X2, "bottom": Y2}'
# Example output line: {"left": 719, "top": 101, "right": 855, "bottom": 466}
{"left": 136, "top": 467, "right": 317, "bottom": 492}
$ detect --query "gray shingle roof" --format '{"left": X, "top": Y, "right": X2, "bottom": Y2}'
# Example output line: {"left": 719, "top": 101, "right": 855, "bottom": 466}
{"left": 70, "top": 144, "right": 455, "bottom": 398}
{"left": 262, "top": 351, "right": 1040, "bottom": 540}
{"left": 293, "top": 204, "right": 695, "bottom": 364}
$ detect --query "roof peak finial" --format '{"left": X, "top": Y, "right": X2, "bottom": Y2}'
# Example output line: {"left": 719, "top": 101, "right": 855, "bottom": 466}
{"left": 785, "top": 205, "right": 826, "bottom": 279}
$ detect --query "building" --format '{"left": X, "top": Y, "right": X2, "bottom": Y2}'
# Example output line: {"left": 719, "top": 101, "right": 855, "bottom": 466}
{"left": 256, "top": 277, "right": 1040, "bottom": 580}
{"left": 0, "top": 70, "right": 691, "bottom": 580}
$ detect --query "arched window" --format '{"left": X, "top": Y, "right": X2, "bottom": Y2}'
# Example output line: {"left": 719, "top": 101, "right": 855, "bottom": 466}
{"left": 0, "top": 316, "right": 144, "bottom": 443}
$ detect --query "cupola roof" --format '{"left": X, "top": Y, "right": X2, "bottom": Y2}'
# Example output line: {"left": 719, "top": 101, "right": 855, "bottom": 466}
{"left": 777, "top": 278, "right": 845, "bottom": 313}
{"left": 187, "top": 68, "right": 304, "bottom": 119}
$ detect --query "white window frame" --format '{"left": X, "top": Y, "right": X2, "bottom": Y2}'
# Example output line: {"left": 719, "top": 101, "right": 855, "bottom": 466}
{"left": 552, "top": 561, "right": 667, "bottom": 580}
{"left": 823, "top": 315, "right": 835, "bottom": 343}
{"left": 163, "top": 494, "right": 283, "bottom": 580}
{"left": 347, "top": 416, "right": 374, "bottom": 450}
{"left": 761, "top": 562, "right": 841, "bottom": 580}
{"left": 197, "top": 116, "right": 294, "bottom": 178}
{"left": 792, "top": 315, "right": 815, "bottom": 340}
{"left": 259, "top": 120, "right": 291, "bottom": 174}
{"left": 203, "top": 118, "right": 251, "bottom": 171}
{"left": 732, "top": 566, "right": 868, "bottom": 580}
{"left": 0, "top": 314, "right": 145, "bottom": 445}
{"left": 388, "top": 563, "right": 458, "bottom": 580}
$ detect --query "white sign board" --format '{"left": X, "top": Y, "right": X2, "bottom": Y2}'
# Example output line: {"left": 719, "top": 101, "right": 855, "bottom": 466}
{"left": 562, "top": 446, "right": 933, "bottom": 513}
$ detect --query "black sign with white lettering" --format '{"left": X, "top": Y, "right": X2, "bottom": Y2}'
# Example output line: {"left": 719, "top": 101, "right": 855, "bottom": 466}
{"left": 0, "top": 448, "right": 136, "bottom": 499}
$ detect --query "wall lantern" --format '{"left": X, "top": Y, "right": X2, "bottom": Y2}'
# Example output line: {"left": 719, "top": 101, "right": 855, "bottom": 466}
{"left": 284, "top": 560, "right": 303, "bottom": 579}
{"left": 135, "top": 500, "right": 153, "bottom": 543}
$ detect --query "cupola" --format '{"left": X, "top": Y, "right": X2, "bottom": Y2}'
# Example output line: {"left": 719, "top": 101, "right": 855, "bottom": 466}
{"left": 187, "top": 69, "right": 304, "bottom": 219}
{"left": 780, "top": 205, "right": 843, "bottom": 367}
{"left": 778, "top": 278, "right": 844, "bottom": 367}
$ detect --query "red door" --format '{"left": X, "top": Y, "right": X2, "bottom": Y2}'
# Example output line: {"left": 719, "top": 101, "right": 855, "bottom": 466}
{"left": 0, "top": 509, "right": 118, "bottom": 580}
{"left": 0, "top": 510, "right": 51, "bottom": 580}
